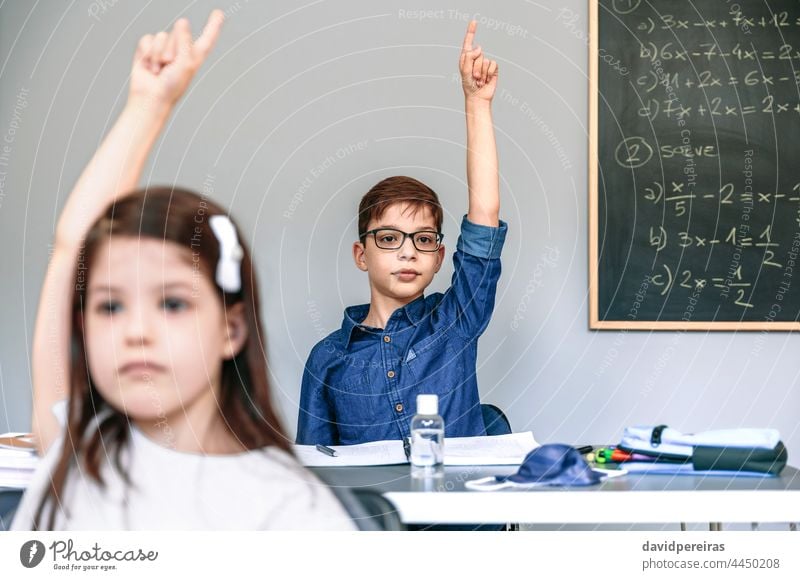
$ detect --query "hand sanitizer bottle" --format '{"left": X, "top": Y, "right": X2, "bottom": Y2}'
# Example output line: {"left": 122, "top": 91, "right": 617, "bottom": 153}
{"left": 410, "top": 394, "right": 444, "bottom": 478}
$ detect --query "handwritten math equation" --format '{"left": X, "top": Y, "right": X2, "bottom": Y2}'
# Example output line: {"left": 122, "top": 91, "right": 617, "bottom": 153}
{"left": 599, "top": 1, "right": 800, "bottom": 318}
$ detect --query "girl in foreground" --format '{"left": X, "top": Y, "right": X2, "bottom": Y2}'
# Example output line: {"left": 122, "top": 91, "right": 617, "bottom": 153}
{"left": 13, "top": 10, "right": 353, "bottom": 530}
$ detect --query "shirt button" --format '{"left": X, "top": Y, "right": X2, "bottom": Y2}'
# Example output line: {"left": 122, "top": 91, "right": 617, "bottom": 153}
{"left": 387, "top": 370, "right": 395, "bottom": 379}
{"left": 395, "top": 403, "right": 404, "bottom": 413}
{"left": 384, "top": 335, "right": 391, "bottom": 343}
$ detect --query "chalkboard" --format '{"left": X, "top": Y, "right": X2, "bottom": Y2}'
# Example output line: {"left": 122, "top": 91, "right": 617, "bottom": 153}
{"left": 589, "top": 0, "right": 800, "bottom": 329}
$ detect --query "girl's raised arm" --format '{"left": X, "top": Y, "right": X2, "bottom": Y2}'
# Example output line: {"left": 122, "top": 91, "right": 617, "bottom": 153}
{"left": 31, "top": 10, "right": 224, "bottom": 454}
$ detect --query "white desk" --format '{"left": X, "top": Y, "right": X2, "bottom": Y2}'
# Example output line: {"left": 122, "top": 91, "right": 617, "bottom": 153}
{"left": 311, "top": 464, "right": 800, "bottom": 525}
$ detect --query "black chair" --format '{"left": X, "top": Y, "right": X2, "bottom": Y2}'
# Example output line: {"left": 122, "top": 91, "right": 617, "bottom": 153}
{"left": 1, "top": 485, "right": 405, "bottom": 531}
{"left": 349, "top": 489, "right": 406, "bottom": 531}
{"left": 0, "top": 489, "right": 23, "bottom": 531}
{"left": 319, "top": 481, "right": 406, "bottom": 531}
{"left": 481, "top": 403, "right": 512, "bottom": 436}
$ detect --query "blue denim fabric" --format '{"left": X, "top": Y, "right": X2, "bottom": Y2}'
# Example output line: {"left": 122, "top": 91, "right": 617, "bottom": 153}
{"left": 297, "top": 215, "right": 508, "bottom": 445}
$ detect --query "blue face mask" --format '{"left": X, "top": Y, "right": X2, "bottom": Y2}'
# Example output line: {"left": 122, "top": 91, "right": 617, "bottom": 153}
{"left": 465, "top": 444, "right": 616, "bottom": 490}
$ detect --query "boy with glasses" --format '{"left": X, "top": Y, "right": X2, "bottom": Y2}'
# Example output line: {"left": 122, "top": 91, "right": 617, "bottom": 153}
{"left": 297, "top": 21, "right": 506, "bottom": 445}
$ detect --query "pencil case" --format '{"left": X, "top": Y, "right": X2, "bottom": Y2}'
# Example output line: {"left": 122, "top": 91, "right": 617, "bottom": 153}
{"left": 617, "top": 425, "right": 788, "bottom": 475}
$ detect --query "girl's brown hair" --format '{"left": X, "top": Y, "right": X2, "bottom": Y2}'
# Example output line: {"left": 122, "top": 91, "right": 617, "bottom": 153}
{"left": 34, "top": 186, "right": 291, "bottom": 529}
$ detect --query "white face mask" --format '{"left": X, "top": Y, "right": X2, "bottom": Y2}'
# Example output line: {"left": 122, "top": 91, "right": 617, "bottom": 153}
{"left": 464, "top": 444, "right": 624, "bottom": 491}
{"left": 209, "top": 215, "right": 244, "bottom": 293}
{"left": 464, "top": 468, "right": 623, "bottom": 491}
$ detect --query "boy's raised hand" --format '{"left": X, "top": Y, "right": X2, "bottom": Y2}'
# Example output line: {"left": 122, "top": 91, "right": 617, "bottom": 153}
{"left": 459, "top": 20, "right": 498, "bottom": 102}
{"left": 129, "top": 9, "right": 225, "bottom": 109}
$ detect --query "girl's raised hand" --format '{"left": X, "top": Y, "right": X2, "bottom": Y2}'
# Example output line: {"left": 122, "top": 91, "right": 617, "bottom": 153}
{"left": 459, "top": 20, "right": 498, "bottom": 102}
{"left": 129, "top": 9, "right": 225, "bottom": 109}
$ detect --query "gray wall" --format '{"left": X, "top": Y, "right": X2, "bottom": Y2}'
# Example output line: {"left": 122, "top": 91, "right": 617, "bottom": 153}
{"left": 1, "top": 0, "right": 797, "bottom": 458}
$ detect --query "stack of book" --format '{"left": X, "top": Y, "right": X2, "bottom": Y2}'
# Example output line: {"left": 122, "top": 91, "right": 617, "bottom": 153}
{"left": 590, "top": 426, "right": 788, "bottom": 476}
{"left": 0, "top": 433, "right": 38, "bottom": 489}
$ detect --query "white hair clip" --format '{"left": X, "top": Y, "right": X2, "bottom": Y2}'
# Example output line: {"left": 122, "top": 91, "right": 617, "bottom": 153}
{"left": 209, "top": 214, "right": 244, "bottom": 293}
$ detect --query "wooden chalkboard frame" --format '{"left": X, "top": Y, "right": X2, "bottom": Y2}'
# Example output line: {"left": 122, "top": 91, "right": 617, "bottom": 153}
{"left": 588, "top": 0, "right": 800, "bottom": 331}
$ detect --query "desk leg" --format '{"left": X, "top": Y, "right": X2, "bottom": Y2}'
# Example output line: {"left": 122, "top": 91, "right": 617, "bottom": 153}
{"left": 790, "top": 523, "right": 797, "bottom": 532}
{"left": 680, "top": 522, "right": 686, "bottom": 531}
{"left": 709, "top": 523, "right": 722, "bottom": 531}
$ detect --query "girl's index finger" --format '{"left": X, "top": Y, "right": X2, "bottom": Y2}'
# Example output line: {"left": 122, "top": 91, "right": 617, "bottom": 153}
{"left": 462, "top": 19, "right": 477, "bottom": 53}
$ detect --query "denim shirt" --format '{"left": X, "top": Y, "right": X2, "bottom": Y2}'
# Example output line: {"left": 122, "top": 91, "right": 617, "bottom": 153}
{"left": 296, "top": 215, "right": 508, "bottom": 446}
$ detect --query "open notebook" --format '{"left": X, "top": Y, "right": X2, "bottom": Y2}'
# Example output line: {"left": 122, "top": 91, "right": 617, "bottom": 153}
{"left": 295, "top": 431, "right": 539, "bottom": 467}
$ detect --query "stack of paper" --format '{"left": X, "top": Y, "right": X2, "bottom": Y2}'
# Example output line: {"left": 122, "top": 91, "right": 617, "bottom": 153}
{"left": 295, "top": 431, "right": 539, "bottom": 467}
{"left": 0, "top": 433, "right": 38, "bottom": 489}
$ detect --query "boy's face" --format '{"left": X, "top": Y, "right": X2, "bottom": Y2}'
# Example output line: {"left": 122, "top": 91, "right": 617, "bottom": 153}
{"left": 353, "top": 202, "right": 445, "bottom": 306}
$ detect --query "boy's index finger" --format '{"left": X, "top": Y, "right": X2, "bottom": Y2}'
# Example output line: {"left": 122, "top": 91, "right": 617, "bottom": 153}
{"left": 462, "top": 20, "right": 477, "bottom": 52}
{"left": 194, "top": 9, "right": 225, "bottom": 58}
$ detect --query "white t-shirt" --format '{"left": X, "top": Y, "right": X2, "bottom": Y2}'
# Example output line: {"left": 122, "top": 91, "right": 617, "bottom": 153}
{"left": 11, "top": 425, "right": 355, "bottom": 530}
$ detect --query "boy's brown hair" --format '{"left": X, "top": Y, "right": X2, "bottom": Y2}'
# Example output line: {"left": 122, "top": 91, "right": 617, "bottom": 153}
{"left": 358, "top": 176, "right": 443, "bottom": 238}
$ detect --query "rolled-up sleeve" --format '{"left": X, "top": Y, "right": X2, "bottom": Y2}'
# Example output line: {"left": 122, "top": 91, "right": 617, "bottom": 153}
{"left": 456, "top": 215, "right": 508, "bottom": 259}
{"left": 440, "top": 215, "right": 508, "bottom": 339}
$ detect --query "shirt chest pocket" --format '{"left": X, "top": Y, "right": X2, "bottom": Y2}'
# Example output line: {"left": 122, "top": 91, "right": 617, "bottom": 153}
{"left": 404, "top": 330, "right": 467, "bottom": 392}
{"left": 331, "top": 370, "right": 381, "bottom": 428}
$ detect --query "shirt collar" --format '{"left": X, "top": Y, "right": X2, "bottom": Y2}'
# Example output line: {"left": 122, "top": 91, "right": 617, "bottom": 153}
{"left": 340, "top": 295, "right": 427, "bottom": 345}
{"left": 403, "top": 294, "right": 427, "bottom": 325}
{"left": 341, "top": 303, "right": 370, "bottom": 345}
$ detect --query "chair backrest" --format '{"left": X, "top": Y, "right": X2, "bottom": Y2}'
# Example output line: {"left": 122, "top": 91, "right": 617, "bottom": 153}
{"left": 481, "top": 403, "right": 512, "bottom": 436}
{"left": 1, "top": 485, "right": 405, "bottom": 531}
{"left": 321, "top": 483, "right": 406, "bottom": 531}
{"left": 0, "top": 490, "right": 24, "bottom": 531}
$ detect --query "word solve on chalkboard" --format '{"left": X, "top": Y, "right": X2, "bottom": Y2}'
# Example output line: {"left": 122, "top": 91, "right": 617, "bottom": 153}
{"left": 590, "top": 0, "right": 800, "bottom": 329}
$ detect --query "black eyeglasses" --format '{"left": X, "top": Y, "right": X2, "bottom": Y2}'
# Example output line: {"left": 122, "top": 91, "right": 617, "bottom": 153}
{"left": 361, "top": 228, "right": 444, "bottom": 252}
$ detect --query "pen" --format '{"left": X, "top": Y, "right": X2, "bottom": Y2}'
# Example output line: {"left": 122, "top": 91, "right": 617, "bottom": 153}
{"left": 315, "top": 443, "right": 337, "bottom": 457}
{"left": 574, "top": 445, "right": 594, "bottom": 455}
